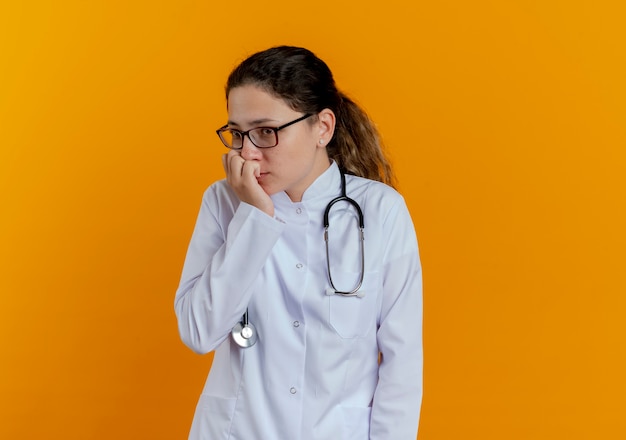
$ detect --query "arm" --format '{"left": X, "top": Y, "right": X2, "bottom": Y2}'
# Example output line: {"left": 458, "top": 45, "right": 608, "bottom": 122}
{"left": 370, "top": 198, "right": 423, "bottom": 439}
{"left": 174, "top": 186, "right": 284, "bottom": 354}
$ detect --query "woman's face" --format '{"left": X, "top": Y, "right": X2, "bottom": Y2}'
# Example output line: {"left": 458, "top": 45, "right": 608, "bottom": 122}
{"left": 226, "top": 85, "right": 333, "bottom": 202}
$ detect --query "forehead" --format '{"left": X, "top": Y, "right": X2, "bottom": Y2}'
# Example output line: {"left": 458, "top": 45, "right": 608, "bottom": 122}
{"left": 227, "top": 85, "right": 294, "bottom": 125}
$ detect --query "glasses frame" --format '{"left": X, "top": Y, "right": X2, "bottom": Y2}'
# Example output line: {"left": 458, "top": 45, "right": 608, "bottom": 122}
{"left": 216, "top": 113, "right": 312, "bottom": 150}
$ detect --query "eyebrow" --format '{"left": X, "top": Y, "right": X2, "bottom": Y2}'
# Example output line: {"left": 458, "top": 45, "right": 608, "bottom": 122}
{"left": 226, "top": 118, "right": 279, "bottom": 127}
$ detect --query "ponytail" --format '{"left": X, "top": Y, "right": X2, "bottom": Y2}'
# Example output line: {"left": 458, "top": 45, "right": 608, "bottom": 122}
{"left": 329, "top": 93, "right": 396, "bottom": 188}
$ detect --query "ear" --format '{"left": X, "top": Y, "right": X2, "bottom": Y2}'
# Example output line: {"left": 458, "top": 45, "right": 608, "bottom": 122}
{"left": 316, "top": 108, "right": 336, "bottom": 147}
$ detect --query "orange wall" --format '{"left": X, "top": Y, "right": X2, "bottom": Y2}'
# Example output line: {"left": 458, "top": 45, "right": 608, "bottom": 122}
{"left": 1, "top": 1, "right": 625, "bottom": 438}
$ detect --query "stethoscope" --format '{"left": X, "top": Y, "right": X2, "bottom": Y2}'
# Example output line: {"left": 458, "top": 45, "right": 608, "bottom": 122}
{"left": 232, "top": 168, "right": 365, "bottom": 348}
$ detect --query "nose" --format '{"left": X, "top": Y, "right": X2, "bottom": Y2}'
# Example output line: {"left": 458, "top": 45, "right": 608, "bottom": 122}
{"left": 240, "top": 135, "right": 262, "bottom": 161}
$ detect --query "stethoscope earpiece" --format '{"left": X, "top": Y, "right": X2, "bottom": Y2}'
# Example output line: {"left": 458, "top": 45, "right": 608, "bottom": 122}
{"left": 326, "top": 287, "right": 365, "bottom": 298}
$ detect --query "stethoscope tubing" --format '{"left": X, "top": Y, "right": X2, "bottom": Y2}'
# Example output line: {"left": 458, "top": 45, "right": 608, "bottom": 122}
{"left": 323, "top": 169, "right": 365, "bottom": 297}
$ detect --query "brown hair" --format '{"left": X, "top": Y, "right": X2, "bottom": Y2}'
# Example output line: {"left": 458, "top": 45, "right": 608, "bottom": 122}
{"left": 225, "top": 46, "right": 396, "bottom": 187}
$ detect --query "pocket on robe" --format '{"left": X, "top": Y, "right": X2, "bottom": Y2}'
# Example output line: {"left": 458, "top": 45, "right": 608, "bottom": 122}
{"left": 340, "top": 405, "right": 372, "bottom": 440}
{"left": 328, "top": 270, "right": 380, "bottom": 338}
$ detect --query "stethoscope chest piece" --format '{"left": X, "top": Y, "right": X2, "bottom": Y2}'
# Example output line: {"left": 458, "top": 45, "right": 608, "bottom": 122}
{"left": 232, "top": 311, "right": 258, "bottom": 348}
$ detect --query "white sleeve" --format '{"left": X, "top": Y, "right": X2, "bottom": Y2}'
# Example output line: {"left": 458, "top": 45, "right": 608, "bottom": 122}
{"left": 174, "top": 187, "right": 285, "bottom": 354}
{"left": 370, "top": 197, "right": 423, "bottom": 439}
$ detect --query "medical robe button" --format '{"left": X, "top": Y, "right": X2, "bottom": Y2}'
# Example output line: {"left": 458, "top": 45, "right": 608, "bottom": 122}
{"left": 290, "top": 387, "right": 297, "bottom": 394}
{"left": 296, "top": 263, "right": 303, "bottom": 269}
{"left": 293, "top": 321, "right": 300, "bottom": 328}
{"left": 296, "top": 208, "right": 302, "bottom": 214}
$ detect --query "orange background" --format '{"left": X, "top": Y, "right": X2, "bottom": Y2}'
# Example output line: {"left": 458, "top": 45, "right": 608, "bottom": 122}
{"left": 1, "top": 0, "right": 625, "bottom": 438}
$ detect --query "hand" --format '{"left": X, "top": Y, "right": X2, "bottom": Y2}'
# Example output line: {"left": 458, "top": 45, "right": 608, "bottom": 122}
{"left": 222, "top": 150, "right": 275, "bottom": 217}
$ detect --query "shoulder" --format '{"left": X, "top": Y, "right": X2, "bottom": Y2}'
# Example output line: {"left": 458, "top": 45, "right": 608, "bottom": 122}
{"left": 202, "top": 179, "right": 235, "bottom": 201}
{"left": 345, "top": 174, "right": 405, "bottom": 209}
{"left": 200, "top": 179, "right": 240, "bottom": 217}
{"left": 345, "top": 174, "right": 415, "bottom": 234}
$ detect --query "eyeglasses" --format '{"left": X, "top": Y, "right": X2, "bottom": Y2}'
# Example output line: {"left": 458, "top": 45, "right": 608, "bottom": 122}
{"left": 216, "top": 114, "right": 312, "bottom": 149}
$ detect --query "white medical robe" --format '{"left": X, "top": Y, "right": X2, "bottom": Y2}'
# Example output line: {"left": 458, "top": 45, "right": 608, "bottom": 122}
{"left": 175, "top": 161, "right": 422, "bottom": 439}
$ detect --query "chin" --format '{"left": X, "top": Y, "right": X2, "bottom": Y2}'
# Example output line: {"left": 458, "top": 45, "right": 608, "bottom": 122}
{"left": 260, "top": 183, "right": 280, "bottom": 196}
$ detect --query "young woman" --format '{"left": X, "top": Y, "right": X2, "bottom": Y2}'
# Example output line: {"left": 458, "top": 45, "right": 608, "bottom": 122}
{"left": 175, "top": 46, "right": 422, "bottom": 439}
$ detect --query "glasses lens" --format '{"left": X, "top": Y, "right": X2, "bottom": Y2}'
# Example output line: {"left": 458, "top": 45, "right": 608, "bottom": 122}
{"left": 218, "top": 127, "right": 278, "bottom": 149}
{"left": 249, "top": 128, "right": 277, "bottom": 148}
{"left": 218, "top": 130, "right": 241, "bottom": 149}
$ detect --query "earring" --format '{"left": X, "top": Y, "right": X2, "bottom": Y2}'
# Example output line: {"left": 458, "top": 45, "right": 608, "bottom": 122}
{"left": 319, "top": 139, "right": 324, "bottom": 145}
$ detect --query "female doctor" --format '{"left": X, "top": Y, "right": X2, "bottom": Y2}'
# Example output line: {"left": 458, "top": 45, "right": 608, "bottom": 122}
{"left": 175, "top": 46, "right": 422, "bottom": 439}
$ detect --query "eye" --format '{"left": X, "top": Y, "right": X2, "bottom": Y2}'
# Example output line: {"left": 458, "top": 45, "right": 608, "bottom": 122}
{"left": 251, "top": 128, "right": 276, "bottom": 142}
{"left": 231, "top": 130, "right": 243, "bottom": 139}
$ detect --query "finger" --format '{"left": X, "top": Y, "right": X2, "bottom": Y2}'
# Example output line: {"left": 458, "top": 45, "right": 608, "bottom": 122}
{"left": 241, "top": 159, "right": 261, "bottom": 180}
{"left": 226, "top": 150, "right": 244, "bottom": 179}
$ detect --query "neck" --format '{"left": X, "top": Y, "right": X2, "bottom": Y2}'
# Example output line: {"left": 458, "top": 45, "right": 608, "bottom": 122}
{"left": 285, "top": 155, "right": 331, "bottom": 202}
